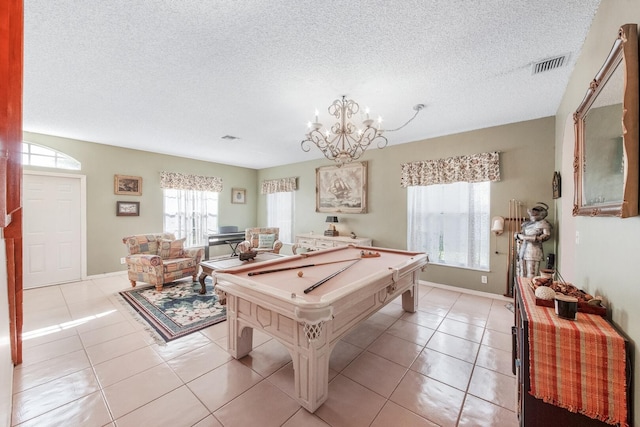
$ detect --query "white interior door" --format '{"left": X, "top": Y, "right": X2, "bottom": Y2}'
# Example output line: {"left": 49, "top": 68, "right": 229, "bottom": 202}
{"left": 23, "top": 172, "right": 86, "bottom": 288}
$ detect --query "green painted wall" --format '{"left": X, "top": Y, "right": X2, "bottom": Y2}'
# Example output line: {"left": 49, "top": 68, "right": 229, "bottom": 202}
{"left": 23, "top": 132, "right": 257, "bottom": 275}
{"left": 258, "top": 116, "right": 556, "bottom": 296}
{"left": 25, "top": 115, "right": 555, "bottom": 295}
{"left": 555, "top": 1, "right": 640, "bottom": 422}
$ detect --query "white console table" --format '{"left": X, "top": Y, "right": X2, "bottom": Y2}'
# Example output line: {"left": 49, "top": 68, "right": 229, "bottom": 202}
{"left": 292, "top": 232, "right": 372, "bottom": 254}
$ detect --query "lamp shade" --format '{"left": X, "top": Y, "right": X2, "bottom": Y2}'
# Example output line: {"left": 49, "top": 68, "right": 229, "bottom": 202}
{"left": 325, "top": 216, "right": 338, "bottom": 223}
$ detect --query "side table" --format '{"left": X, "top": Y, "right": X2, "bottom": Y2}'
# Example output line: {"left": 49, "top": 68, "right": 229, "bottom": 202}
{"left": 198, "top": 252, "right": 285, "bottom": 294}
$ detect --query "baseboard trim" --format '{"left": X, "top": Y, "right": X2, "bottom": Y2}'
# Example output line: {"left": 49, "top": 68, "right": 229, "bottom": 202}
{"left": 86, "top": 271, "right": 128, "bottom": 280}
{"left": 420, "top": 280, "right": 513, "bottom": 302}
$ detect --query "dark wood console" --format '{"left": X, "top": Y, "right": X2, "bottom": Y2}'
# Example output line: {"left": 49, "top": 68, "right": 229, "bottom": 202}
{"left": 513, "top": 279, "right": 632, "bottom": 426}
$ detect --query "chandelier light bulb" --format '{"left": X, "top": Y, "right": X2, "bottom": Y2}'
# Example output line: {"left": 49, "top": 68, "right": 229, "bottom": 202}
{"left": 300, "top": 96, "right": 388, "bottom": 166}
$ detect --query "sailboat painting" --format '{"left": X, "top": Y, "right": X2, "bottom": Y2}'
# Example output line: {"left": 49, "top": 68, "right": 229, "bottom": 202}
{"left": 316, "top": 161, "right": 367, "bottom": 214}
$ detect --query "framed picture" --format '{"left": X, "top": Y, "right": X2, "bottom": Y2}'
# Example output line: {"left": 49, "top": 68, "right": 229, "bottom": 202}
{"left": 116, "top": 201, "right": 140, "bottom": 216}
{"left": 316, "top": 161, "right": 367, "bottom": 214}
{"left": 552, "top": 171, "right": 561, "bottom": 199}
{"left": 114, "top": 175, "right": 142, "bottom": 196}
{"left": 231, "top": 188, "right": 246, "bottom": 204}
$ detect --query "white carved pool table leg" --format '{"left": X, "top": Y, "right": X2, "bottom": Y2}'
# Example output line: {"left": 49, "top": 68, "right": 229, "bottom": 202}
{"left": 292, "top": 320, "right": 331, "bottom": 413}
{"left": 402, "top": 285, "right": 418, "bottom": 313}
{"left": 401, "top": 278, "right": 419, "bottom": 313}
{"left": 225, "top": 294, "right": 254, "bottom": 358}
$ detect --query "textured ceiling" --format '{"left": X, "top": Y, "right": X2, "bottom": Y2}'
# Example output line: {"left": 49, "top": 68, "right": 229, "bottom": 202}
{"left": 23, "top": 1, "right": 601, "bottom": 169}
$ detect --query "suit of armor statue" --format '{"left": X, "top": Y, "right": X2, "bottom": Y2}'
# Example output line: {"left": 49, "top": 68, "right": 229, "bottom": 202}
{"left": 515, "top": 203, "right": 552, "bottom": 278}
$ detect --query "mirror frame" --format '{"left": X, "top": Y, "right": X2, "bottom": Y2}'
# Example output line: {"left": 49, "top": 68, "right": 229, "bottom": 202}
{"left": 573, "top": 24, "right": 639, "bottom": 217}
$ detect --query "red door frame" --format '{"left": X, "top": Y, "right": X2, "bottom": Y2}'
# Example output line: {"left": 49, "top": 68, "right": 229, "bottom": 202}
{"left": 1, "top": 0, "right": 24, "bottom": 365}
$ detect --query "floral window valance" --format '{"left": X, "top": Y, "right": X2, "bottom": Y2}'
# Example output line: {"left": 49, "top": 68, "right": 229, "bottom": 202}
{"left": 400, "top": 151, "right": 500, "bottom": 187}
{"left": 159, "top": 171, "right": 223, "bottom": 192}
{"left": 261, "top": 177, "right": 298, "bottom": 194}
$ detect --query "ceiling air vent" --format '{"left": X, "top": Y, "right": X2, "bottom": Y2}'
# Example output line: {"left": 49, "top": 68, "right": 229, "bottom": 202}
{"left": 221, "top": 135, "right": 240, "bottom": 141}
{"left": 532, "top": 54, "right": 569, "bottom": 75}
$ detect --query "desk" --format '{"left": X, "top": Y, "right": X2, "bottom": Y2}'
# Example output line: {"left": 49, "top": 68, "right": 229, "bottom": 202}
{"left": 214, "top": 245, "right": 427, "bottom": 412}
{"left": 198, "top": 252, "right": 284, "bottom": 294}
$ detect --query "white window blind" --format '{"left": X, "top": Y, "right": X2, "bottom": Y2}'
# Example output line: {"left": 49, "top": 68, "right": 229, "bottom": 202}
{"left": 163, "top": 189, "right": 219, "bottom": 248}
{"left": 267, "top": 191, "right": 295, "bottom": 244}
{"left": 407, "top": 181, "right": 490, "bottom": 270}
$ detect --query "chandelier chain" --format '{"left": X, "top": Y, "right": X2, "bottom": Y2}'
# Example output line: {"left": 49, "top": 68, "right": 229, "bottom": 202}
{"left": 385, "top": 104, "right": 425, "bottom": 132}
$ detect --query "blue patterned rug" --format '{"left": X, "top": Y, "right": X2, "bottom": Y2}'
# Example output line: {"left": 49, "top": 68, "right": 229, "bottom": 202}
{"left": 119, "top": 278, "right": 226, "bottom": 343}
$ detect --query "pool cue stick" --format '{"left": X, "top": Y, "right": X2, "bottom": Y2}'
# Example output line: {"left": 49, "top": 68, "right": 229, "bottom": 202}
{"left": 247, "top": 258, "right": 361, "bottom": 276}
{"left": 505, "top": 199, "right": 514, "bottom": 297}
{"left": 303, "top": 259, "right": 361, "bottom": 294}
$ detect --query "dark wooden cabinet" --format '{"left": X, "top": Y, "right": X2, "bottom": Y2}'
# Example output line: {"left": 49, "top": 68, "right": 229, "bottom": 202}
{"left": 513, "top": 280, "right": 632, "bottom": 426}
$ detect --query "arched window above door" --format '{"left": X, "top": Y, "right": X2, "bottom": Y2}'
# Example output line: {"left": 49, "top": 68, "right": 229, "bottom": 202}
{"left": 22, "top": 142, "right": 81, "bottom": 170}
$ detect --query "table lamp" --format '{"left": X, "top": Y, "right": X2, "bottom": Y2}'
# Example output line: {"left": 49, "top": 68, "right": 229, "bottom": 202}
{"left": 324, "top": 216, "right": 339, "bottom": 236}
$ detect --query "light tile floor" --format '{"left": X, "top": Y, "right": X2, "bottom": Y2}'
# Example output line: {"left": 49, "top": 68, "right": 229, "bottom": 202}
{"left": 12, "top": 274, "right": 518, "bottom": 427}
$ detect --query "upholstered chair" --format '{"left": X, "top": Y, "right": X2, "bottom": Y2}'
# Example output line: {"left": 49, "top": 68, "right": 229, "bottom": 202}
{"left": 237, "top": 227, "right": 283, "bottom": 254}
{"left": 122, "top": 233, "right": 204, "bottom": 291}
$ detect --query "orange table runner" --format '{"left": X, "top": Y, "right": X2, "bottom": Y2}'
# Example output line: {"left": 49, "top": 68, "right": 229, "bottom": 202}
{"left": 518, "top": 278, "right": 627, "bottom": 426}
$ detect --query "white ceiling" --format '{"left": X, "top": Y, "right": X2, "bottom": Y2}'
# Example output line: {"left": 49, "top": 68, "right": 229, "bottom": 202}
{"left": 23, "top": 1, "right": 601, "bottom": 169}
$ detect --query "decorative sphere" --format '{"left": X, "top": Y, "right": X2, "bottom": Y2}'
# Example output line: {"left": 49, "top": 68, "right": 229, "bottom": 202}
{"left": 535, "top": 286, "right": 556, "bottom": 300}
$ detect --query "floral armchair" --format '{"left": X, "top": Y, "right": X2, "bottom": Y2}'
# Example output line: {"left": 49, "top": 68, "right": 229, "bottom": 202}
{"left": 122, "top": 233, "right": 204, "bottom": 291}
{"left": 237, "top": 227, "right": 283, "bottom": 254}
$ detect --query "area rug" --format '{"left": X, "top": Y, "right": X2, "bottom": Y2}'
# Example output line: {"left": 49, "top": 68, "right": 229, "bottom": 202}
{"left": 119, "top": 278, "right": 226, "bottom": 343}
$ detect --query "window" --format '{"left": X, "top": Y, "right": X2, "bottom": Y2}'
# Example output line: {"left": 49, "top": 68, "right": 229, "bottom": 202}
{"left": 267, "top": 191, "right": 295, "bottom": 244}
{"left": 163, "top": 189, "right": 219, "bottom": 248}
{"left": 22, "top": 142, "right": 81, "bottom": 170}
{"left": 407, "top": 181, "right": 490, "bottom": 270}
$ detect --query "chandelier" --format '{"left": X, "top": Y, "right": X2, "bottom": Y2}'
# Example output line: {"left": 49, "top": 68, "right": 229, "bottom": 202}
{"left": 301, "top": 96, "right": 388, "bottom": 166}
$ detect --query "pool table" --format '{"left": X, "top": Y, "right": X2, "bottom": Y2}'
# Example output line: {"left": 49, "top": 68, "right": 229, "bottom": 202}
{"left": 213, "top": 245, "right": 428, "bottom": 412}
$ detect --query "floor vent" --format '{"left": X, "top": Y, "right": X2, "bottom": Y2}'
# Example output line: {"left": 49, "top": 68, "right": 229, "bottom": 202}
{"left": 532, "top": 54, "right": 568, "bottom": 74}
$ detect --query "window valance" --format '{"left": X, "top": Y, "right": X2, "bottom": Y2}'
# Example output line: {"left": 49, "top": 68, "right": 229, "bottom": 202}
{"left": 159, "top": 171, "right": 223, "bottom": 192}
{"left": 400, "top": 151, "right": 500, "bottom": 187}
{"left": 261, "top": 177, "right": 298, "bottom": 194}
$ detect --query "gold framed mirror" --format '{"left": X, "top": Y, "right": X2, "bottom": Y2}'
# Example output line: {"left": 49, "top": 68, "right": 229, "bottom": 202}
{"left": 573, "top": 24, "right": 639, "bottom": 217}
